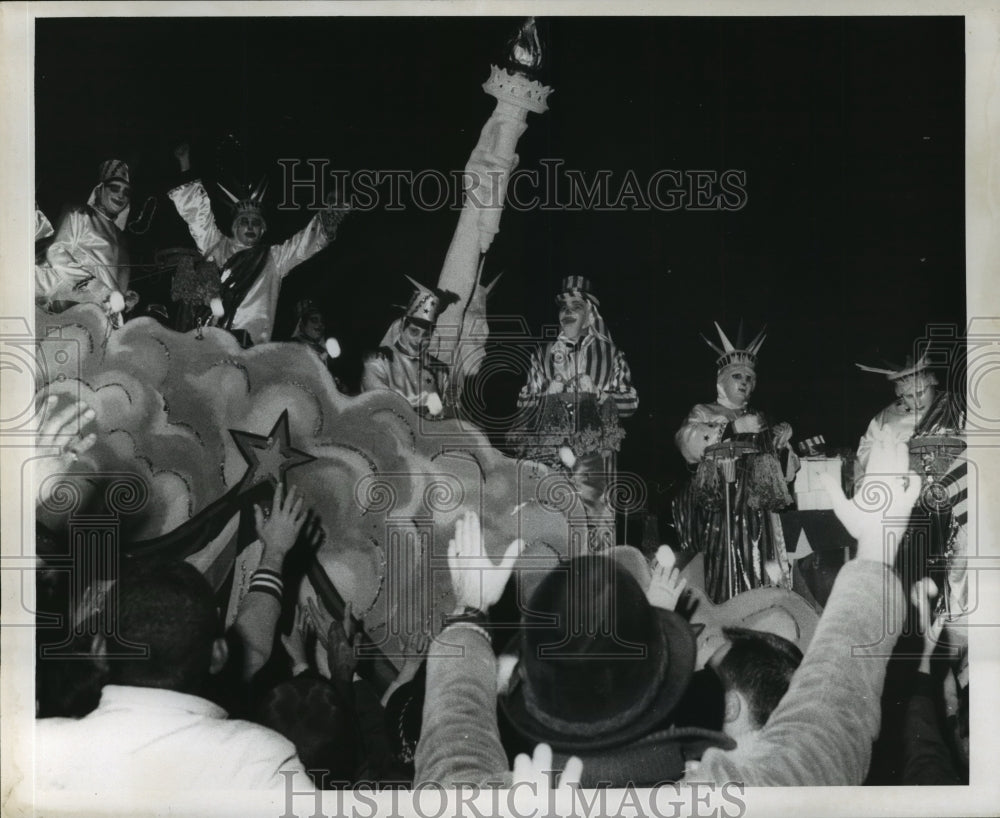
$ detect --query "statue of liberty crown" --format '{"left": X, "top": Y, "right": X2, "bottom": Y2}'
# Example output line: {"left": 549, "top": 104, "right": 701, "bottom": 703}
{"left": 701, "top": 321, "right": 767, "bottom": 372}
{"left": 217, "top": 176, "right": 268, "bottom": 218}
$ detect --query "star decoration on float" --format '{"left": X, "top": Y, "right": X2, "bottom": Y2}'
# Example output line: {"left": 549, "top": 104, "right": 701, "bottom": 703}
{"left": 229, "top": 410, "right": 316, "bottom": 493}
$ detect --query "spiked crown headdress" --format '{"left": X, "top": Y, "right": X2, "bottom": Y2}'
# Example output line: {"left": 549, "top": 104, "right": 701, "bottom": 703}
{"left": 855, "top": 351, "right": 931, "bottom": 381}
{"left": 217, "top": 176, "right": 268, "bottom": 221}
{"left": 702, "top": 321, "right": 766, "bottom": 373}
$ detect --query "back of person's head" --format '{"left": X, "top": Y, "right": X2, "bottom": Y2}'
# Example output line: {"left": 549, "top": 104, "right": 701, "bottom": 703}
{"left": 714, "top": 626, "right": 803, "bottom": 731}
{"left": 107, "top": 560, "right": 223, "bottom": 694}
{"left": 501, "top": 554, "right": 699, "bottom": 753}
{"left": 255, "top": 676, "right": 358, "bottom": 787}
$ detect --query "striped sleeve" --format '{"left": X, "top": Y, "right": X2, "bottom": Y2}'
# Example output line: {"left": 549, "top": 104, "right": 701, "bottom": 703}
{"left": 608, "top": 348, "right": 638, "bottom": 417}
{"left": 517, "top": 346, "right": 548, "bottom": 409}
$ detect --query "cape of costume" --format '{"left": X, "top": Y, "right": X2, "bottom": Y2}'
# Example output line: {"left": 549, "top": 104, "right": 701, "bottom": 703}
{"left": 673, "top": 361, "right": 797, "bottom": 604}
{"left": 168, "top": 179, "right": 332, "bottom": 345}
{"left": 360, "top": 317, "right": 452, "bottom": 412}
{"left": 40, "top": 185, "right": 131, "bottom": 299}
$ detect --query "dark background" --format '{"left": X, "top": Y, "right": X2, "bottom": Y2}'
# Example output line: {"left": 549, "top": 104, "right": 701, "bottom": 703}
{"left": 35, "top": 16, "right": 966, "bottom": 514}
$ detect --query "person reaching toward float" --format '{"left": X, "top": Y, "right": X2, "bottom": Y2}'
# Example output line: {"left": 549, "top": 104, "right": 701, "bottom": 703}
{"left": 672, "top": 323, "right": 798, "bottom": 603}
{"left": 168, "top": 142, "right": 349, "bottom": 348}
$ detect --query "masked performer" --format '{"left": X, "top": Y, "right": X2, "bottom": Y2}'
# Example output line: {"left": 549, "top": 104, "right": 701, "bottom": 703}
{"left": 168, "top": 143, "right": 347, "bottom": 347}
{"left": 856, "top": 351, "right": 967, "bottom": 617}
{"left": 673, "top": 324, "right": 798, "bottom": 603}
{"left": 510, "top": 276, "right": 638, "bottom": 550}
{"left": 361, "top": 277, "right": 458, "bottom": 417}
{"left": 291, "top": 298, "right": 347, "bottom": 393}
{"left": 40, "top": 160, "right": 140, "bottom": 325}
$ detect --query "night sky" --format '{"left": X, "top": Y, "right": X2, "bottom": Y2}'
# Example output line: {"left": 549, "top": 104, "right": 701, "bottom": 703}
{"left": 35, "top": 15, "right": 966, "bottom": 512}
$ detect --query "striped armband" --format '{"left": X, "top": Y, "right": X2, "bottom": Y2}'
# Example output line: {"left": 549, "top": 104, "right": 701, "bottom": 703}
{"left": 248, "top": 567, "right": 284, "bottom": 602}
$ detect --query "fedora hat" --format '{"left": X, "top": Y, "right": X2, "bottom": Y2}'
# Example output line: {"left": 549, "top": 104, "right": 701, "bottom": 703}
{"left": 687, "top": 584, "right": 820, "bottom": 669}
{"left": 500, "top": 552, "right": 696, "bottom": 752}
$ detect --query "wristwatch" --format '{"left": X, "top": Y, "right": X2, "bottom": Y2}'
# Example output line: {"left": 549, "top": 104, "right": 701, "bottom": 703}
{"left": 442, "top": 605, "right": 489, "bottom": 630}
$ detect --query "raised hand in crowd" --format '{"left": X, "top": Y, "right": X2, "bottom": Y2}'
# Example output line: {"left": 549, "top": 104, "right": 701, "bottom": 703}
{"left": 235, "top": 482, "right": 317, "bottom": 680}
{"left": 34, "top": 395, "right": 97, "bottom": 509}
{"left": 309, "top": 599, "right": 359, "bottom": 690}
{"left": 646, "top": 545, "right": 688, "bottom": 612}
{"left": 512, "top": 742, "right": 583, "bottom": 797}
{"left": 380, "top": 630, "right": 430, "bottom": 707}
{"left": 280, "top": 604, "right": 314, "bottom": 677}
{"left": 818, "top": 438, "right": 921, "bottom": 566}
{"left": 253, "top": 482, "right": 308, "bottom": 571}
{"left": 447, "top": 510, "right": 523, "bottom": 614}
{"left": 911, "top": 578, "right": 946, "bottom": 675}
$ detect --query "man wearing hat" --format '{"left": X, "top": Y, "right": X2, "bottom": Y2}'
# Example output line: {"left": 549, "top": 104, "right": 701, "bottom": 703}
{"left": 673, "top": 323, "right": 798, "bottom": 603}
{"left": 510, "top": 276, "right": 638, "bottom": 549}
{"left": 169, "top": 143, "right": 347, "bottom": 347}
{"left": 415, "top": 439, "right": 922, "bottom": 787}
{"left": 360, "top": 276, "right": 458, "bottom": 416}
{"left": 41, "top": 159, "right": 141, "bottom": 324}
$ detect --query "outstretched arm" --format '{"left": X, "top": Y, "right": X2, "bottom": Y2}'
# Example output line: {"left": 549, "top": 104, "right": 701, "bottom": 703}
{"left": 232, "top": 483, "right": 319, "bottom": 680}
{"left": 688, "top": 440, "right": 920, "bottom": 786}
{"left": 168, "top": 177, "right": 227, "bottom": 258}
{"left": 415, "top": 511, "right": 522, "bottom": 787}
{"left": 271, "top": 197, "right": 349, "bottom": 279}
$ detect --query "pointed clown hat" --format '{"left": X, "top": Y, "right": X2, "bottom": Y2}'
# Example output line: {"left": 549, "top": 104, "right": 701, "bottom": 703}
{"left": 399, "top": 275, "right": 458, "bottom": 329}
{"left": 98, "top": 159, "right": 131, "bottom": 186}
{"left": 702, "top": 321, "right": 766, "bottom": 374}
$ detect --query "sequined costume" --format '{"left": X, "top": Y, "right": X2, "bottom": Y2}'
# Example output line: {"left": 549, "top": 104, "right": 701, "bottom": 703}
{"left": 168, "top": 179, "right": 333, "bottom": 345}
{"left": 672, "top": 324, "right": 796, "bottom": 604}
{"left": 43, "top": 188, "right": 130, "bottom": 298}
{"left": 673, "top": 402, "right": 797, "bottom": 603}
{"left": 361, "top": 318, "right": 452, "bottom": 412}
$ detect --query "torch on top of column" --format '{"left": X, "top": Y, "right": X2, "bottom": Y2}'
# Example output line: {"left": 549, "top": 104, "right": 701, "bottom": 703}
{"left": 484, "top": 17, "right": 553, "bottom": 113}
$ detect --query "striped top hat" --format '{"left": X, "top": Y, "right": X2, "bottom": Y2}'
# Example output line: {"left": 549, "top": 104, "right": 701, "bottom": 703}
{"left": 557, "top": 275, "right": 600, "bottom": 307}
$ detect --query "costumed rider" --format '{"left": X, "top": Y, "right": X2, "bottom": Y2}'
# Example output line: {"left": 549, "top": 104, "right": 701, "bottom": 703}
{"left": 291, "top": 298, "right": 347, "bottom": 393}
{"left": 168, "top": 142, "right": 348, "bottom": 348}
{"left": 855, "top": 349, "right": 967, "bottom": 620}
{"left": 510, "top": 276, "right": 638, "bottom": 551}
{"left": 39, "top": 160, "right": 141, "bottom": 327}
{"left": 361, "top": 276, "right": 459, "bottom": 418}
{"left": 673, "top": 323, "right": 798, "bottom": 604}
